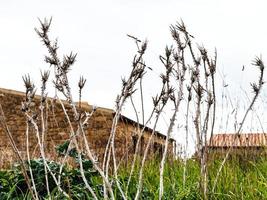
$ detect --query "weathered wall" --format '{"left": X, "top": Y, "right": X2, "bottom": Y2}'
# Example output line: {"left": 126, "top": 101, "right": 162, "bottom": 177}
{"left": 0, "top": 88, "right": 175, "bottom": 168}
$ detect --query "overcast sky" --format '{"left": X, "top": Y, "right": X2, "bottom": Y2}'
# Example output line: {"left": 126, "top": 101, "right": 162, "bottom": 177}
{"left": 1, "top": 0, "right": 267, "bottom": 151}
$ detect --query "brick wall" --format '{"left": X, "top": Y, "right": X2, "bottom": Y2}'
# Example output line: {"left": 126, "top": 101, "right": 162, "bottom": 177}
{"left": 0, "top": 88, "right": 175, "bottom": 169}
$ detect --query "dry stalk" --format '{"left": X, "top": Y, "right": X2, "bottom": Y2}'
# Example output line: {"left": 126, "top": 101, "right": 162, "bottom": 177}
{"left": 40, "top": 70, "right": 51, "bottom": 198}
{"left": 58, "top": 95, "right": 113, "bottom": 199}
{"left": 212, "top": 56, "right": 265, "bottom": 192}
{"left": 174, "top": 20, "right": 217, "bottom": 199}
{"left": 159, "top": 44, "right": 185, "bottom": 199}
{"left": 102, "top": 35, "right": 147, "bottom": 199}
{"left": 125, "top": 107, "right": 155, "bottom": 193}
{"left": 56, "top": 98, "right": 98, "bottom": 199}
{"left": 134, "top": 106, "right": 165, "bottom": 200}
{"left": 183, "top": 85, "right": 191, "bottom": 188}
{"left": 0, "top": 104, "right": 36, "bottom": 199}
{"left": 134, "top": 51, "right": 173, "bottom": 199}
{"left": 25, "top": 122, "right": 39, "bottom": 200}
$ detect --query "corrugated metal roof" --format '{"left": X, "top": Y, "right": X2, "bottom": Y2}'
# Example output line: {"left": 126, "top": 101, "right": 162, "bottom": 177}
{"left": 208, "top": 133, "right": 267, "bottom": 147}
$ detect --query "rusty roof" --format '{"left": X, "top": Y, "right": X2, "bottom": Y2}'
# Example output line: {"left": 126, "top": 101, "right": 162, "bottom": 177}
{"left": 208, "top": 133, "right": 267, "bottom": 147}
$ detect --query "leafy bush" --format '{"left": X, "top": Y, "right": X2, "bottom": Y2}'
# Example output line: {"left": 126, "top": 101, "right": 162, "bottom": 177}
{"left": 0, "top": 142, "right": 103, "bottom": 199}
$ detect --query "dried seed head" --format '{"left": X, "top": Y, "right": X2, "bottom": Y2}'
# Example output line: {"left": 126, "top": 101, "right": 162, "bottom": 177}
{"left": 250, "top": 82, "right": 259, "bottom": 94}
{"left": 173, "top": 52, "right": 179, "bottom": 62}
{"left": 53, "top": 80, "right": 64, "bottom": 92}
{"left": 140, "top": 41, "right": 148, "bottom": 53}
{"left": 160, "top": 74, "right": 168, "bottom": 84}
{"left": 62, "top": 52, "right": 77, "bottom": 72}
{"left": 35, "top": 17, "right": 52, "bottom": 38}
{"left": 209, "top": 60, "right": 216, "bottom": 74}
{"left": 194, "top": 83, "right": 204, "bottom": 98}
{"left": 170, "top": 25, "right": 179, "bottom": 40}
{"left": 40, "top": 17, "right": 52, "bottom": 34}
{"left": 41, "top": 70, "right": 50, "bottom": 83}
{"left": 78, "top": 76, "right": 86, "bottom": 90}
{"left": 22, "top": 74, "right": 35, "bottom": 93}
{"left": 168, "top": 86, "right": 175, "bottom": 95}
{"left": 198, "top": 46, "right": 207, "bottom": 59}
{"left": 165, "top": 46, "right": 172, "bottom": 58}
{"left": 176, "top": 20, "right": 186, "bottom": 33}
{"left": 45, "top": 56, "right": 57, "bottom": 65}
{"left": 66, "top": 52, "right": 77, "bottom": 65}
{"left": 252, "top": 56, "right": 264, "bottom": 71}
{"left": 152, "top": 95, "right": 159, "bottom": 107}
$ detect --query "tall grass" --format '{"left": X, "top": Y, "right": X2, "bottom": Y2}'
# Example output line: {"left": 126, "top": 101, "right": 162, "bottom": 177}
{"left": 117, "top": 157, "right": 267, "bottom": 199}
{"left": 1, "top": 157, "right": 267, "bottom": 199}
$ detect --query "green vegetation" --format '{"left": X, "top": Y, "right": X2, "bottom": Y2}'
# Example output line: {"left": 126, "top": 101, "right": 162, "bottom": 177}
{"left": 1, "top": 157, "right": 267, "bottom": 199}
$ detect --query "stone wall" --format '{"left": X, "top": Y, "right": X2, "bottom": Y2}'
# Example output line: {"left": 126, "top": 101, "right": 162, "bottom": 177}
{"left": 0, "top": 88, "right": 175, "bottom": 168}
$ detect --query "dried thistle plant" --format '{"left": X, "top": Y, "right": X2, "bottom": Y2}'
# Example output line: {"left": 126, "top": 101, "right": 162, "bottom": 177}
{"left": 35, "top": 17, "right": 114, "bottom": 199}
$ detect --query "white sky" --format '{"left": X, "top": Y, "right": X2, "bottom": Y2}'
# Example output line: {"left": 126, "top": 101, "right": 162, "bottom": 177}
{"left": 1, "top": 0, "right": 267, "bottom": 152}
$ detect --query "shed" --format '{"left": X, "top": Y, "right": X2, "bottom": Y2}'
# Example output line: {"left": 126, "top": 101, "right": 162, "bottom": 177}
{"left": 207, "top": 133, "right": 267, "bottom": 160}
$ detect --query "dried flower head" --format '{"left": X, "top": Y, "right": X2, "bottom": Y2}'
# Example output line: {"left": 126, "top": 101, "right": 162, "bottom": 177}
{"left": 165, "top": 46, "right": 172, "bottom": 58}
{"left": 22, "top": 74, "right": 35, "bottom": 93}
{"left": 140, "top": 40, "right": 148, "bottom": 54}
{"left": 252, "top": 56, "right": 264, "bottom": 71}
{"left": 250, "top": 82, "right": 259, "bottom": 94}
{"left": 35, "top": 17, "right": 52, "bottom": 38}
{"left": 41, "top": 70, "right": 50, "bottom": 83}
{"left": 62, "top": 52, "right": 77, "bottom": 72}
{"left": 78, "top": 76, "right": 86, "bottom": 90}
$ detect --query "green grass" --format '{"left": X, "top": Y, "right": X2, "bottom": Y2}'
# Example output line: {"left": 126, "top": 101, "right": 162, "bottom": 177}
{"left": 116, "top": 157, "right": 267, "bottom": 199}
{"left": 1, "top": 157, "right": 267, "bottom": 199}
